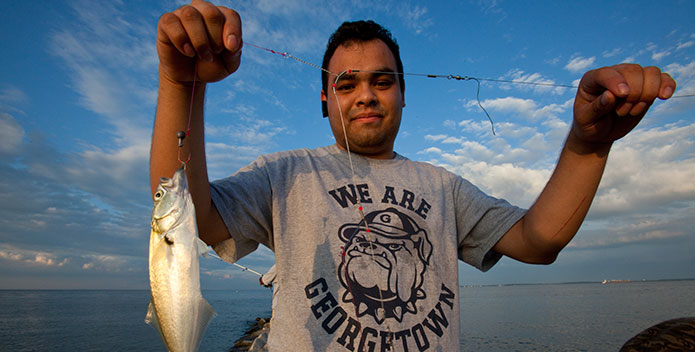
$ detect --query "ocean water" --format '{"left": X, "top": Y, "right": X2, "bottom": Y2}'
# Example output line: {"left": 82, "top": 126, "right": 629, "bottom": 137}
{"left": 1, "top": 280, "right": 693, "bottom": 351}
{"left": 0, "top": 289, "right": 272, "bottom": 351}
{"left": 459, "top": 280, "right": 695, "bottom": 351}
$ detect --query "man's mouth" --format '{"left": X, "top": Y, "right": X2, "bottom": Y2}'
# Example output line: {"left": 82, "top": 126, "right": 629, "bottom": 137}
{"left": 351, "top": 111, "right": 383, "bottom": 122}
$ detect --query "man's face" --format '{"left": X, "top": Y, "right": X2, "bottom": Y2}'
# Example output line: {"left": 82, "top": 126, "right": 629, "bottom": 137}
{"left": 321, "top": 39, "right": 405, "bottom": 159}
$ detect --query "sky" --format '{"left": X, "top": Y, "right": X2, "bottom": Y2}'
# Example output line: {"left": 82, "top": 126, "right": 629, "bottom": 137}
{"left": 0, "top": 0, "right": 693, "bottom": 290}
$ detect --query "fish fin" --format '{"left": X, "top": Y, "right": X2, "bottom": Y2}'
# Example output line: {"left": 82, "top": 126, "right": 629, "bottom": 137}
{"left": 145, "top": 298, "right": 165, "bottom": 342}
{"left": 191, "top": 298, "right": 217, "bottom": 351}
{"left": 196, "top": 237, "right": 209, "bottom": 257}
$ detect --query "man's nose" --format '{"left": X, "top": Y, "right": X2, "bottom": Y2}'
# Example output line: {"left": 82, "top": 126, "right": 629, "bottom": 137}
{"left": 355, "top": 83, "right": 378, "bottom": 107}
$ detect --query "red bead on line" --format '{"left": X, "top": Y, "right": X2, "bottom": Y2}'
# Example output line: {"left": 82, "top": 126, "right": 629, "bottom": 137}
{"left": 358, "top": 206, "right": 363, "bottom": 211}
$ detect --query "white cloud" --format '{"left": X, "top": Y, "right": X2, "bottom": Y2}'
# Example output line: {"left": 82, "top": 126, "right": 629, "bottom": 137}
{"left": 81, "top": 254, "right": 131, "bottom": 272}
{"left": 565, "top": 56, "right": 596, "bottom": 73}
{"left": 477, "top": 0, "right": 507, "bottom": 20}
{"left": 472, "top": 97, "right": 538, "bottom": 117}
{"left": 63, "top": 142, "right": 151, "bottom": 199}
{"left": 0, "top": 244, "right": 140, "bottom": 273}
{"left": 568, "top": 229, "right": 684, "bottom": 249}
{"left": 676, "top": 41, "right": 694, "bottom": 50}
{"left": 0, "top": 86, "right": 29, "bottom": 105}
{"left": 602, "top": 48, "right": 621, "bottom": 58}
{"left": 0, "top": 246, "right": 69, "bottom": 267}
{"left": 465, "top": 96, "right": 571, "bottom": 123}
{"left": 499, "top": 69, "right": 570, "bottom": 95}
{"left": 0, "top": 113, "right": 25, "bottom": 155}
{"left": 447, "top": 159, "right": 551, "bottom": 207}
{"left": 207, "top": 119, "right": 290, "bottom": 146}
{"left": 48, "top": 1, "right": 156, "bottom": 146}
{"left": 255, "top": 0, "right": 308, "bottom": 16}
{"left": 657, "top": 60, "right": 695, "bottom": 114}
{"left": 651, "top": 50, "right": 671, "bottom": 61}
{"left": 398, "top": 5, "right": 433, "bottom": 35}
{"left": 424, "top": 134, "right": 447, "bottom": 142}
{"left": 205, "top": 142, "right": 266, "bottom": 179}
{"left": 592, "top": 123, "right": 695, "bottom": 217}
{"left": 665, "top": 60, "right": 695, "bottom": 80}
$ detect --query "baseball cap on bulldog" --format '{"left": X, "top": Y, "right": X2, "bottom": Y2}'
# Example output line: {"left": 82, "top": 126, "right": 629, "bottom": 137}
{"left": 339, "top": 207, "right": 422, "bottom": 242}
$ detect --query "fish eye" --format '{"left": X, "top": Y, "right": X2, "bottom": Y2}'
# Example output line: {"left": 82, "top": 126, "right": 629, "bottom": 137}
{"left": 154, "top": 191, "right": 163, "bottom": 200}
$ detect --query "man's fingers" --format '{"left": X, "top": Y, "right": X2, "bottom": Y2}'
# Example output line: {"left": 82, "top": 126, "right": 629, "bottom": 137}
{"left": 659, "top": 72, "right": 677, "bottom": 100}
{"left": 627, "top": 66, "right": 660, "bottom": 116}
{"left": 175, "top": 5, "right": 214, "bottom": 62}
{"left": 158, "top": 12, "right": 195, "bottom": 57}
{"left": 219, "top": 6, "right": 242, "bottom": 53}
{"left": 612, "top": 64, "right": 644, "bottom": 116}
{"left": 193, "top": 1, "right": 226, "bottom": 54}
{"left": 578, "top": 88, "right": 616, "bottom": 129}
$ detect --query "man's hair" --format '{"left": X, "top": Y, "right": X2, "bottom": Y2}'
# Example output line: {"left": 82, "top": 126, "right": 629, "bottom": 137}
{"left": 321, "top": 20, "right": 405, "bottom": 117}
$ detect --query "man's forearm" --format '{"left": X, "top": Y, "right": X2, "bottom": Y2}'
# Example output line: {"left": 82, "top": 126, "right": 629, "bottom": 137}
{"left": 150, "top": 69, "right": 207, "bottom": 193}
{"left": 522, "top": 131, "right": 612, "bottom": 259}
{"left": 150, "top": 70, "right": 228, "bottom": 245}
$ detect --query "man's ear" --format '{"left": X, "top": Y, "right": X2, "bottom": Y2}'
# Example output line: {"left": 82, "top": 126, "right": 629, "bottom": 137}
{"left": 321, "top": 89, "right": 328, "bottom": 117}
{"left": 401, "top": 84, "right": 406, "bottom": 108}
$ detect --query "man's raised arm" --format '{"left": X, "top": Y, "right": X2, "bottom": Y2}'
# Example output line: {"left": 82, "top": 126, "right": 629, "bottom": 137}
{"left": 494, "top": 64, "right": 677, "bottom": 264}
{"left": 150, "top": 0, "right": 242, "bottom": 245}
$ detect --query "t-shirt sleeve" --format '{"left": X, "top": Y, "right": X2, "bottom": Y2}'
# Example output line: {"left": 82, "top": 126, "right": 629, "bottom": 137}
{"left": 208, "top": 156, "right": 274, "bottom": 263}
{"left": 454, "top": 176, "right": 526, "bottom": 272}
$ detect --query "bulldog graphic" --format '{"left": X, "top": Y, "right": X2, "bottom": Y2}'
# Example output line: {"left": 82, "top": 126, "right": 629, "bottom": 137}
{"left": 338, "top": 208, "right": 433, "bottom": 324}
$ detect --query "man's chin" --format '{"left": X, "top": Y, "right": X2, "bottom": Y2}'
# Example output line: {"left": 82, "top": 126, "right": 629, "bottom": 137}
{"left": 339, "top": 137, "right": 395, "bottom": 157}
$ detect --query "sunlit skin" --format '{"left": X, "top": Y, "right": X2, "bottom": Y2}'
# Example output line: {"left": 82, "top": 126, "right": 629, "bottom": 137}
{"left": 321, "top": 40, "right": 405, "bottom": 159}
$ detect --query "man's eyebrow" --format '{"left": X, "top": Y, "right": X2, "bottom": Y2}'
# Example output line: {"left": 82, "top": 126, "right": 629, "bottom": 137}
{"left": 368, "top": 67, "right": 398, "bottom": 76}
{"left": 333, "top": 67, "right": 399, "bottom": 82}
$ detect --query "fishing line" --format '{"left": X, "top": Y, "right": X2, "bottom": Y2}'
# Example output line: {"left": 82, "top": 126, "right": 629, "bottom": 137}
{"left": 177, "top": 63, "right": 199, "bottom": 166}
{"left": 206, "top": 251, "right": 265, "bottom": 277}
{"left": 332, "top": 68, "right": 395, "bottom": 349}
{"left": 242, "top": 41, "right": 693, "bottom": 122}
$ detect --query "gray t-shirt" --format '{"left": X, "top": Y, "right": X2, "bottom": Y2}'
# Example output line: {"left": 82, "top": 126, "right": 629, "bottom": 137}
{"left": 210, "top": 144, "right": 525, "bottom": 351}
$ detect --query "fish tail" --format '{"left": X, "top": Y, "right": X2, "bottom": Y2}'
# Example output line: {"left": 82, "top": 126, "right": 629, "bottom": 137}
{"left": 145, "top": 299, "right": 165, "bottom": 343}
{"left": 190, "top": 298, "right": 216, "bottom": 351}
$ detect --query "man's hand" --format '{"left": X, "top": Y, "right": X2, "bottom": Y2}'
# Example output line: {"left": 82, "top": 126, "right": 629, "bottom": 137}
{"left": 572, "top": 64, "right": 676, "bottom": 146}
{"left": 157, "top": 0, "right": 242, "bottom": 84}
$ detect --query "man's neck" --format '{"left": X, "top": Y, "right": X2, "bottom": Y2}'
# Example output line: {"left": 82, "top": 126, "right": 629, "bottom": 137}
{"left": 334, "top": 143, "right": 396, "bottom": 159}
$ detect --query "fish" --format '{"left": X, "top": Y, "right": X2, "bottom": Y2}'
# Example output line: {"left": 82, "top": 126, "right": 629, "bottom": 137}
{"left": 146, "top": 166, "right": 216, "bottom": 352}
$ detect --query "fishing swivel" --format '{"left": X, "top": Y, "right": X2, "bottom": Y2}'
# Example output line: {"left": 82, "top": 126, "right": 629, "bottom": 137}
{"left": 177, "top": 130, "right": 187, "bottom": 148}
{"left": 176, "top": 130, "right": 190, "bottom": 165}
{"left": 447, "top": 74, "right": 471, "bottom": 81}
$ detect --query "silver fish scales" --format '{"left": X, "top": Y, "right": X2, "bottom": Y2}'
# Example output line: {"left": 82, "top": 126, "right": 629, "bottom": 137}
{"left": 146, "top": 166, "right": 216, "bottom": 352}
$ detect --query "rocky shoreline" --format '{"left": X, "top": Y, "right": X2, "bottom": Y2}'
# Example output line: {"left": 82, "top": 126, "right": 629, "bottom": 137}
{"left": 229, "top": 317, "right": 271, "bottom": 352}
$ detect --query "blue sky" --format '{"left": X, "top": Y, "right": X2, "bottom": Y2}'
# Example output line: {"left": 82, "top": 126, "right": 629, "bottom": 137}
{"left": 1, "top": 0, "right": 693, "bottom": 289}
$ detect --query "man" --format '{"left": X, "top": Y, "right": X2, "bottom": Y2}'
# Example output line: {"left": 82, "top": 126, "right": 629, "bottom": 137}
{"left": 151, "top": 1, "right": 676, "bottom": 350}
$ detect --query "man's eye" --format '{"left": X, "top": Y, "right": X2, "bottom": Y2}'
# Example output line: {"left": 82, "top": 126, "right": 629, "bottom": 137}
{"left": 336, "top": 84, "right": 354, "bottom": 92}
{"left": 375, "top": 80, "right": 394, "bottom": 88}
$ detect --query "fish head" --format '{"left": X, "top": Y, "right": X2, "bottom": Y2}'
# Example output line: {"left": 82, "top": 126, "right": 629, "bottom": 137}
{"left": 151, "top": 167, "right": 189, "bottom": 233}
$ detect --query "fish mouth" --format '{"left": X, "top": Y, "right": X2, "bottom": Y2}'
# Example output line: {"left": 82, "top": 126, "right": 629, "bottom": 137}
{"left": 153, "top": 207, "right": 178, "bottom": 221}
{"left": 151, "top": 208, "right": 179, "bottom": 233}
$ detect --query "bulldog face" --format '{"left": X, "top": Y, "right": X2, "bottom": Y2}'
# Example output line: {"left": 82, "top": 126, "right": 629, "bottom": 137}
{"left": 338, "top": 208, "right": 432, "bottom": 323}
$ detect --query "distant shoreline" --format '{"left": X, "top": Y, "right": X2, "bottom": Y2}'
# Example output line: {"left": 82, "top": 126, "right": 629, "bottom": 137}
{"left": 459, "top": 277, "right": 695, "bottom": 288}
{"left": 2, "top": 278, "right": 694, "bottom": 291}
